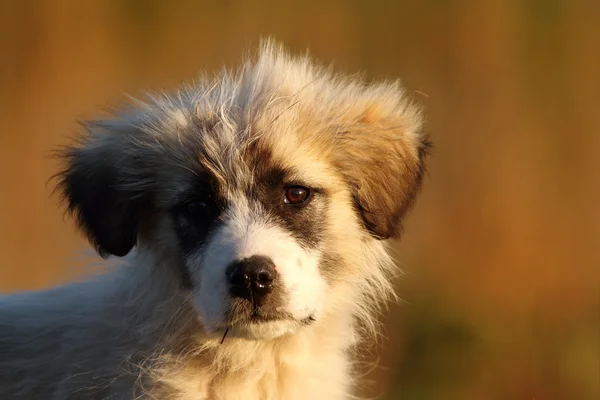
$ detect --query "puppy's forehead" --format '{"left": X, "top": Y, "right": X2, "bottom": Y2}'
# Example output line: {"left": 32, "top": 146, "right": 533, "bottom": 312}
{"left": 185, "top": 119, "right": 335, "bottom": 197}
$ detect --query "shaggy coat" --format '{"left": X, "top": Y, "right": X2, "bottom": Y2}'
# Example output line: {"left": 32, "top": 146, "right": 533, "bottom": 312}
{"left": 0, "top": 41, "right": 429, "bottom": 399}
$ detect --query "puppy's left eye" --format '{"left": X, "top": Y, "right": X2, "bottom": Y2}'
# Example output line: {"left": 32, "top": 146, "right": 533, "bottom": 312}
{"left": 284, "top": 186, "right": 310, "bottom": 204}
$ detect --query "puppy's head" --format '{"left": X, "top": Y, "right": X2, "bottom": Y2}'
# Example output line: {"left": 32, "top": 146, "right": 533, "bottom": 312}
{"left": 58, "top": 42, "right": 429, "bottom": 340}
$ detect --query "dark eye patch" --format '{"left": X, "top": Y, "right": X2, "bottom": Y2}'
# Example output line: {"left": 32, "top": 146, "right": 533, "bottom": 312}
{"left": 265, "top": 168, "right": 288, "bottom": 186}
{"left": 170, "top": 176, "right": 225, "bottom": 258}
{"left": 172, "top": 192, "right": 220, "bottom": 222}
{"left": 248, "top": 166, "right": 327, "bottom": 249}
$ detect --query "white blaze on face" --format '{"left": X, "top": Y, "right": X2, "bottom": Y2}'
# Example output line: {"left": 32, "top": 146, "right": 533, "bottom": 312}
{"left": 188, "top": 197, "right": 327, "bottom": 339}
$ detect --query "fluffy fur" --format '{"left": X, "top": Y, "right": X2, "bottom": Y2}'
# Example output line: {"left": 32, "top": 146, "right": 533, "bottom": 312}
{"left": 0, "top": 40, "right": 429, "bottom": 399}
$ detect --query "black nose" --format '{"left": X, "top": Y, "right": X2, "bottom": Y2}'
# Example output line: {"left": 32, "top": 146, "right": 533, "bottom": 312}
{"left": 226, "top": 255, "right": 276, "bottom": 305}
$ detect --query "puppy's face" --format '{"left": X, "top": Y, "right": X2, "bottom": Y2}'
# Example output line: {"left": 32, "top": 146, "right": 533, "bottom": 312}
{"left": 164, "top": 142, "right": 337, "bottom": 339}
{"left": 58, "top": 44, "right": 429, "bottom": 340}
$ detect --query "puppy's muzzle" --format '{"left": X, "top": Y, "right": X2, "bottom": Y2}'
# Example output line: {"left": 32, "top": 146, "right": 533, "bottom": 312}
{"left": 226, "top": 255, "right": 276, "bottom": 306}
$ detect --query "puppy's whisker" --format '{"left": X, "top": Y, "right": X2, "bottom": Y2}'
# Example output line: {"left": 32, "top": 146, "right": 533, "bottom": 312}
{"left": 220, "top": 327, "right": 229, "bottom": 345}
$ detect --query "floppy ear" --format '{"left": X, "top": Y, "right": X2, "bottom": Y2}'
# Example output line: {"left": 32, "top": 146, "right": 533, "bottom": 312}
{"left": 335, "top": 100, "right": 430, "bottom": 240}
{"left": 57, "top": 122, "right": 150, "bottom": 258}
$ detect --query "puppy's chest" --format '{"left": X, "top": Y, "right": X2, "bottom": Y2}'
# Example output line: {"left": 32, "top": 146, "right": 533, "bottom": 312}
{"left": 156, "top": 348, "right": 351, "bottom": 400}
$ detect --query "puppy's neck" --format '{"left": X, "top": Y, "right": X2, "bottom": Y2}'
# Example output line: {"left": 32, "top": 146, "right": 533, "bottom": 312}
{"left": 150, "top": 312, "right": 357, "bottom": 399}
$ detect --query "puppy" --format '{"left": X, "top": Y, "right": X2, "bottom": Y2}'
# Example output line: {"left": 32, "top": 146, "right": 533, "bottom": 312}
{"left": 0, "top": 40, "right": 429, "bottom": 399}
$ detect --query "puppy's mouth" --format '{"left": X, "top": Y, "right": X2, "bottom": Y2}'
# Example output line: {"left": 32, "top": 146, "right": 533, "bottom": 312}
{"left": 249, "top": 313, "right": 315, "bottom": 325}
{"left": 218, "top": 312, "right": 316, "bottom": 343}
{"left": 228, "top": 310, "right": 316, "bottom": 326}
{"left": 225, "top": 295, "right": 315, "bottom": 326}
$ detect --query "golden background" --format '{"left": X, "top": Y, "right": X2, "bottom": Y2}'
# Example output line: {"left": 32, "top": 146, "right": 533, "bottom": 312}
{"left": 0, "top": 1, "right": 598, "bottom": 399}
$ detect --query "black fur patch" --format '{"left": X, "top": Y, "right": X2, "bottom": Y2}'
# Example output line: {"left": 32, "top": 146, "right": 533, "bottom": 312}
{"left": 169, "top": 173, "right": 226, "bottom": 288}
{"left": 57, "top": 142, "right": 150, "bottom": 258}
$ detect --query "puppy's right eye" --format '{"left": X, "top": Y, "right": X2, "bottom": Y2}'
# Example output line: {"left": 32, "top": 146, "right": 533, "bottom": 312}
{"left": 186, "top": 201, "right": 208, "bottom": 215}
{"left": 181, "top": 200, "right": 212, "bottom": 220}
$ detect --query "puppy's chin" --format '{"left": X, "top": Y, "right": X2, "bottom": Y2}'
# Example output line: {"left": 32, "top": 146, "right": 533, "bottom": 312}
{"left": 228, "top": 320, "right": 301, "bottom": 340}
{"left": 204, "top": 319, "right": 309, "bottom": 341}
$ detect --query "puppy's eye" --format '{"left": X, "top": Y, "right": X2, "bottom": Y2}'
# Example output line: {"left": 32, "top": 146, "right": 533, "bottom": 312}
{"left": 182, "top": 201, "right": 210, "bottom": 218}
{"left": 284, "top": 186, "right": 310, "bottom": 205}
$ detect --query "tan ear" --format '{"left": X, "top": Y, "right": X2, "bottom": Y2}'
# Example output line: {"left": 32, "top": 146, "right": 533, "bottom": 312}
{"left": 334, "top": 103, "right": 430, "bottom": 240}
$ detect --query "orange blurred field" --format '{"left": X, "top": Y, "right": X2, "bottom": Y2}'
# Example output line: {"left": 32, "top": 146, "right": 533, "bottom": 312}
{"left": 0, "top": 1, "right": 598, "bottom": 399}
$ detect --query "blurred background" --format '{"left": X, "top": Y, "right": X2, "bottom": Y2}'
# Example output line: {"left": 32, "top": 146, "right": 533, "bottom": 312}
{"left": 0, "top": 1, "right": 598, "bottom": 399}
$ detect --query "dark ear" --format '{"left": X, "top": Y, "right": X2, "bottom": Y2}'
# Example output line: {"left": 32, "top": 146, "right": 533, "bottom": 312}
{"left": 336, "top": 103, "right": 430, "bottom": 240}
{"left": 57, "top": 123, "right": 148, "bottom": 258}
